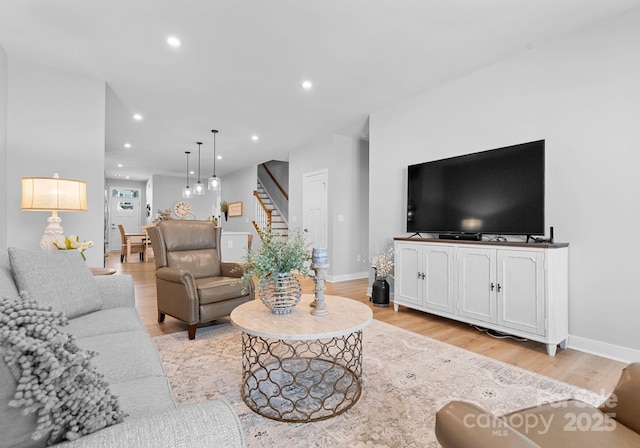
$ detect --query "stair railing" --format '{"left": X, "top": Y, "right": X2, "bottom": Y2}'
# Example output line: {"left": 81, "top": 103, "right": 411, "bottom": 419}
{"left": 262, "top": 163, "right": 288, "bottom": 201}
{"left": 257, "top": 163, "right": 288, "bottom": 223}
{"left": 253, "top": 190, "right": 272, "bottom": 234}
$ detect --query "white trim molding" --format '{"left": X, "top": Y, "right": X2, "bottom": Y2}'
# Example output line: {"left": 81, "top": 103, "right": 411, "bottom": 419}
{"left": 568, "top": 335, "right": 640, "bottom": 364}
{"left": 327, "top": 271, "right": 369, "bottom": 283}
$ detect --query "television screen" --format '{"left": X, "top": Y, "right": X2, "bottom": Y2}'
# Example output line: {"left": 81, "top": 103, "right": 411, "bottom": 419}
{"left": 407, "top": 140, "right": 545, "bottom": 236}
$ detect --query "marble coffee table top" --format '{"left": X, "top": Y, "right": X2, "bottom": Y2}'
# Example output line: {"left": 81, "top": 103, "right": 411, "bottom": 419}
{"left": 230, "top": 294, "right": 372, "bottom": 340}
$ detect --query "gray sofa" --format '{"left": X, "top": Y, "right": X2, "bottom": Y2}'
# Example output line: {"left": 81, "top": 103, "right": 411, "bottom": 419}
{"left": 0, "top": 249, "right": 245, "bottom": 448}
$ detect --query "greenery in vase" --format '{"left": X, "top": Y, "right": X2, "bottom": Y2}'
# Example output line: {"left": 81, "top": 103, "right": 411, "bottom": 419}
{"left": 220, "top": 201, "right": 229, "bottom": 213}
{"left": 241, "top": 225, "right": 312, "bottom": 288}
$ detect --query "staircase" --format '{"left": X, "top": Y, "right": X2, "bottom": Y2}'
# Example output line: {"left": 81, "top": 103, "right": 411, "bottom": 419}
{"left": 253, "top": 183, "right": 288, "bottom": 238}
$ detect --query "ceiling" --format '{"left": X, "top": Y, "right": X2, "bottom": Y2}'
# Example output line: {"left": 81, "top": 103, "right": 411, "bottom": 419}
{"left": 1, "top": 0, "right": 639, "bottom": 181}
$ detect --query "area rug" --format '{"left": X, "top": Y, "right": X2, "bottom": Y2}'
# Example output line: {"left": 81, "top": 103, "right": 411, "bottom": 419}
{"left": 152, "top": 319, "right": 603, "bottom": 448}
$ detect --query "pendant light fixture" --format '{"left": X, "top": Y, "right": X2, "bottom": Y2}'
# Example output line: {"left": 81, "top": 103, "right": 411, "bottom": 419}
{"left": 183, "top": 151, "right": 193, "bottom": 198}
{"left": 208, "top": 129, "right": 221, "bottom": 191}
{"left": 194, "top": 141, "right": 205, "bottom": 195}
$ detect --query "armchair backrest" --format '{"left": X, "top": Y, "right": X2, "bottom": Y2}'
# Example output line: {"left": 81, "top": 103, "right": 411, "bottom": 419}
{"left": 147, "top": 221, "right": 222, "bottom": 278}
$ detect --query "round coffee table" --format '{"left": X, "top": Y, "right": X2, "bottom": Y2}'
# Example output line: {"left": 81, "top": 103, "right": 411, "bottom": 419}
{"left": 230, "top": 294, "right": 372, "bottom": 422}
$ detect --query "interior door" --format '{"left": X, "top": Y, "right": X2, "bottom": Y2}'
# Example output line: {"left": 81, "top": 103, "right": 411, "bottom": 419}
{"left": 302, "top": 169, "right": 328, "bottom": 250}
{"left": 108, "top": 187, "right": 141, "bottom": 251}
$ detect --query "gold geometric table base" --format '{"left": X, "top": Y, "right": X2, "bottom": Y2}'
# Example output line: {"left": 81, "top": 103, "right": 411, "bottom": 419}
{"left": 240, "top": 331, "right": 364, "bottom": 422}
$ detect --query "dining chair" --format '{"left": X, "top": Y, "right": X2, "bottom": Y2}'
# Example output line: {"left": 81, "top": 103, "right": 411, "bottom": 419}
{"left": 118, "top": 224, "right": 145, "bottom": 262}
{"left": 142, "top": 224, "right": 155, "bottom": 262}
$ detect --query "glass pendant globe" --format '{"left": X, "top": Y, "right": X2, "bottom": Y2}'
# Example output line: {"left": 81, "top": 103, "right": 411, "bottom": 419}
{"left": 208, "top": 175, "right": 221, "bottom": 191}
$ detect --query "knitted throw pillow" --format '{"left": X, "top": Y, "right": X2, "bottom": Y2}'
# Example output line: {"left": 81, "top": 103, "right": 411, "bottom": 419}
{"left": 0, "top": 293, "right": 124, "bottom": 445}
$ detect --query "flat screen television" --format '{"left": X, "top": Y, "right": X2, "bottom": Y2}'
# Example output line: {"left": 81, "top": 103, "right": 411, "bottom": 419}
{"left": 407, "top": 140, "right": 545, "bottom": 236}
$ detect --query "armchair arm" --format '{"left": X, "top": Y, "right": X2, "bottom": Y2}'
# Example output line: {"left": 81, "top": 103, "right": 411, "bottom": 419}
{"left": 599, "top": 363, "right": 640, "bottom": 434}
{"left": 155, "top": 267, "right": 199, "bottom": 324}
{"left": 58, "top": 400, "right": 245, "bottom": 448}
{"left": 156, "top": 266, "right": 195, "bottom": 285}
{"left": 220, "top": 261, "right": 247, "bottom": 278}
{"left": 95, "top": 275, "right": 135, "bottom": 309}
{"left": 435, "top": 401, "right": 540, "bottom": 448}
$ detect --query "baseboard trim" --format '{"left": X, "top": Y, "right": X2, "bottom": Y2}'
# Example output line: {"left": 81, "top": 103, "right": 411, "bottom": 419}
{"left": 326, "top": 271, "right": 369, "bottom": 283}
{"left": 568, "top": 335, "right": 640, "bottom": 363}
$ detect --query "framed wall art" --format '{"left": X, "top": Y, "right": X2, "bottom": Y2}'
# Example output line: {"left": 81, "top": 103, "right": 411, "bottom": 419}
{"left": 228, "top": 201, "right": 243, "bottom": 217}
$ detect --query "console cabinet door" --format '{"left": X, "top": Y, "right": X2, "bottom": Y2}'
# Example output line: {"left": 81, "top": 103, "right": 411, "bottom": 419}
{"left": 458, "top": 247, "right": 497, "bottom": 323}
{"left": 394, "top": 242, "right": 422, "bottom": 306}
{"left": 423, "top": 245, "right": 454, "bottom": 314}
{"left": 497, "top": 250, "right": 545, "bottom": 336}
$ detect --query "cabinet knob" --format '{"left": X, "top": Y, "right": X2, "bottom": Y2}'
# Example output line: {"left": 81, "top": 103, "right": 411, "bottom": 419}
{"left": 490, "top": 282, "right": 495, "bottom": 291}
{"left": 421, "top": 272, "right": 426, "bottom": 280}
{"left": 497, "top": 283, "right": 502, "bottom": 292}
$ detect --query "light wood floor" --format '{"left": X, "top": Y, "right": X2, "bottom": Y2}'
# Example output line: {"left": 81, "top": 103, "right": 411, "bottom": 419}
{"left": 106, "top": 252, "right": 626, "bottom": 395}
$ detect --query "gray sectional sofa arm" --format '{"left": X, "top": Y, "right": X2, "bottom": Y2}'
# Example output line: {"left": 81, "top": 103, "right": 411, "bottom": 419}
{"left": 58, "top": 400, "right": 246, "bottom": 448}
{"left": 94, "top": 274, "right": 135, "bottom": 308}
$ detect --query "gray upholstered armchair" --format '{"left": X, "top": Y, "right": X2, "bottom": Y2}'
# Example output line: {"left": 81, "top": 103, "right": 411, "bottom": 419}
{"left": 147, "top": 220, "right": 254, "bottom": 339}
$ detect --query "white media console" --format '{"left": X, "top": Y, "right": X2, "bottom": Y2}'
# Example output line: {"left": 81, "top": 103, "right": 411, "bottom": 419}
{"left": 393, "top": 237, "right": 569, "bottom": 356}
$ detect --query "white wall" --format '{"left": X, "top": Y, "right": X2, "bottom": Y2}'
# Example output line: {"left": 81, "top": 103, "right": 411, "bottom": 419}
{"left": 6, "top": 58, "right": 105, "bottom": 267}
{"left": 370, "top": 10, "right": 640, "bottom": 361}
{"left": 290, "top": 135, "right": 369, "bottom": 281}
{"left": 264, "top": 160, "right": 289, "bottom": 195}
{"left": 331, "top": 135, "right": 370, "bottom": 280}
{"left": 0, "top": 44, "right": 7, "bottom": 250}
{"left": 220, "top": 164, "right": 258, "bottom": 232}
{"left": 289, "top": 136, "right": 332, "bottom": 229}
{"left": 151, "top": 174, "right": 225, "bottom": 221}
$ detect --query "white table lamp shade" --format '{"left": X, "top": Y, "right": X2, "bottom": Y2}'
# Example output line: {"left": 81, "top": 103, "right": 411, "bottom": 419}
{"left": 21, "top": 176, "right": 87, "bottom": 212}
{"left": 21, "top": 174, "right": 88, "bottom": 250}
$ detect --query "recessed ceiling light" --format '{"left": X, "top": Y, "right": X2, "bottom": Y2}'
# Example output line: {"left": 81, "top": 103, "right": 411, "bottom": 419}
{"left": 167, "top": 36, "right": 181, "bottom": 48}
{"left": 133, "top": 113, "right": 143, "bottom": 121}
{"left": 117, "top": 163, "right": 123, "bottom": 168}
{"left": 301, "top": 80, "right": 313, "bottom": 90}
{"left": 251, "top": 135, "right": 259, "bottom": 141}
{"left": 125, "top": 176, "right": 130, "bottom": 179}
{"left": 217, "top": 155, "right": 222, "bottom": 160}
{"left": 190, "top": 170, "right": 195, "bottom": 175}
{"left": 124, "top": 143, "right": 131, "bottom": 148}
